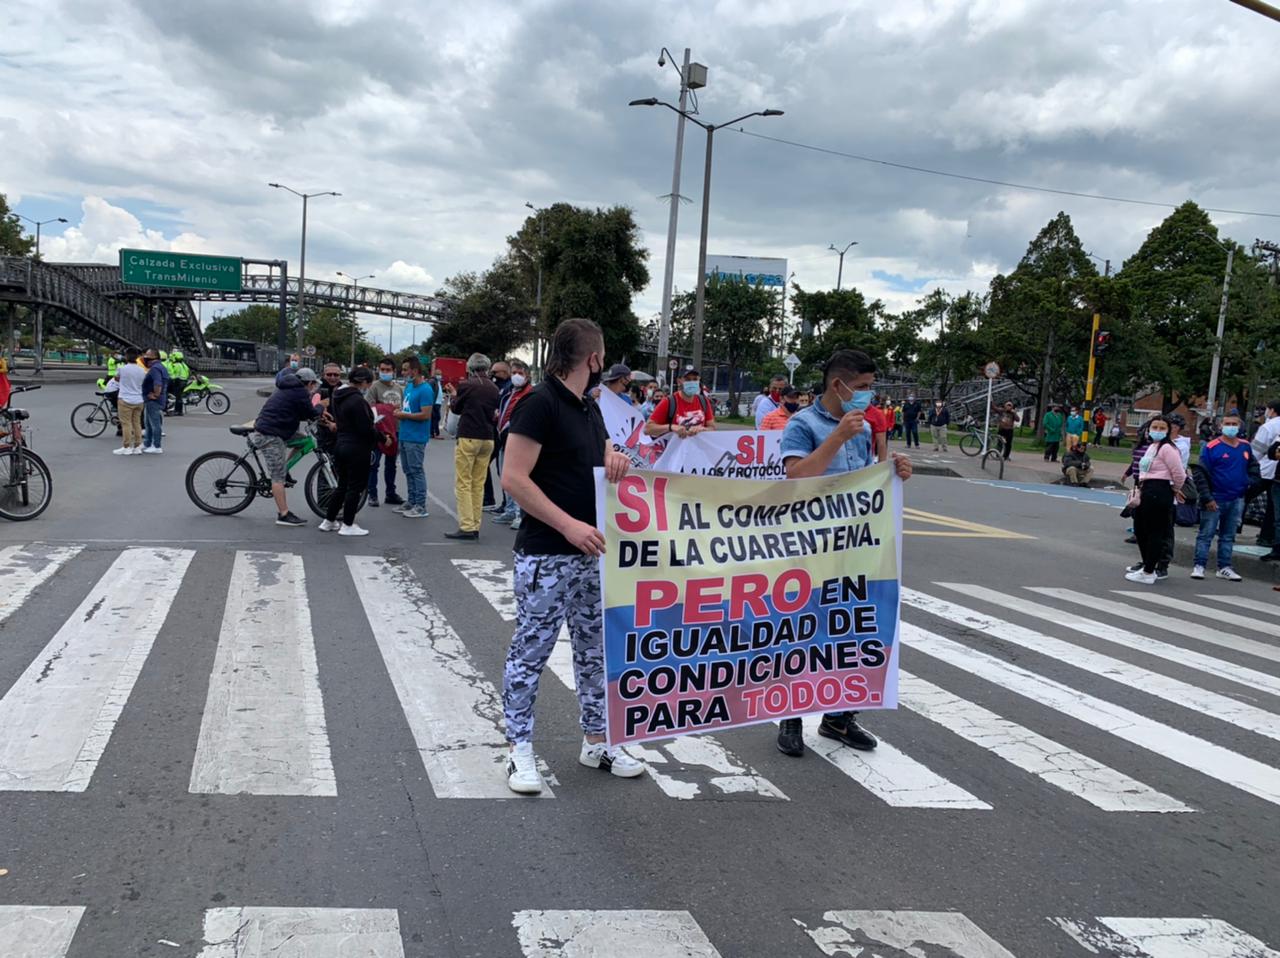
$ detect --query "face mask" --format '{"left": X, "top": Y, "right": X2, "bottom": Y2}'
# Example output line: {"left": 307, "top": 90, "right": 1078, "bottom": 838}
{"left": 682, "top": 381, "right": 700, "bottom": 397}
{"left": 783, "top": 401, "right": 800, "bottom": 414}
{"left": 290, "top": 360, "right": 299, "bottom": 369}
{"left": 1222, "top": 425, "right": 1240, "bottom": 438}
{"left": 379, "top": 372, "right": 394, "bottom": 383}
{"left": 1148, "top": 430, "right": 1168, "bottom": 441}
{"left": 511, "top": 373, "right": 527, "bottom": 388}
{"left": 907, "top": 396, "right": 915, "bottom": 402}
{"left": 585, "top": 358, "right": 603, "bottom": 393}
{"left": 838, "top": 385, "right": 874, "bottom": 413}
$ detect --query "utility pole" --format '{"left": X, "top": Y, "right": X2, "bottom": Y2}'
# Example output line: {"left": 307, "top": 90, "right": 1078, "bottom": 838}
{"left": 336, "top": 271, "right": 374, "bottom": 368}
{"left": 525, "top": 203, "right": 547, "bottom": 376}
{"left": 269, "top": 183, "right": 340, "bottom": 353}
{"left": 829, "top": 241, "right": 857, "bottom": 291}
{"left": 1082, "top": 255, "right": 1111, "bottom": 444}
{"left": 1228, "top": 0, "right": 1280, "bottom": 24}
{"left": 1207, "top": 245, "right": 1235, "bottom": 421}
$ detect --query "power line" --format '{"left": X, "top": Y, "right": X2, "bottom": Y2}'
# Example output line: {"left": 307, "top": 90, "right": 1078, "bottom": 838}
{"left": 729, "top": 127, "right": 1280, "bottom": 220}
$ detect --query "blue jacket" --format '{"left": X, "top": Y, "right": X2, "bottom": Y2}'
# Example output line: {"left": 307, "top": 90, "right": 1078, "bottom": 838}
{"left": 255, "top": 371, "right": 320, "bottom": 439}
{"left": 1192, "top": 438, "right": 1261, "bottom": 504}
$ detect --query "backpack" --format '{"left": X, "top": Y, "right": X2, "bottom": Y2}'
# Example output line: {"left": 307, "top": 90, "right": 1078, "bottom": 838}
{"left": 665, "top": 392, "right": 712, "bottom": 425}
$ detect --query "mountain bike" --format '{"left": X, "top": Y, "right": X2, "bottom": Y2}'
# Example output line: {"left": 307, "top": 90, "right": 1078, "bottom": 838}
{"left": 0, "top": 385, "right": 53, "bottom": 521}
{"left": 166, "top": 375, "right": 230, "bottom": 415}
{"left": 958, "top": 419, "right": 997, "bottom": 457}
{"left": 185, "top": 422, "right": 362, "bottom": 518}
{"left": 70, "top": 391, "right": 121, "bottom": 438}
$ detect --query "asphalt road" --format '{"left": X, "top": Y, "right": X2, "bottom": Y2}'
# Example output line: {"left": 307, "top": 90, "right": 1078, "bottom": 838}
{"left": 1, "top": 379, "right": 1277, "bottom": 957}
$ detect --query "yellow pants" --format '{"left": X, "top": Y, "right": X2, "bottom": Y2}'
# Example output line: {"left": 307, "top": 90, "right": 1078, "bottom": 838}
{"left": 454, "top": 438, "right": 495, "bottom": 532}
{"left": 118, "top": 400, "right": 144, "bottom": 448}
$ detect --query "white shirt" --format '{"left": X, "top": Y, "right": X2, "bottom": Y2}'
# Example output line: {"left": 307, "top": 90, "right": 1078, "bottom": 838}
{"left": 754, "top": 395, "right": 778, "bottom": 429}
{"left": 117, "top": 364, "right": 147, "bottom": 404}
{"left": 1252, "top": 415, "right": 1280, "bottom": 481}
{"left": 1174, "top": 435, "right": 1191, "bottom": 470}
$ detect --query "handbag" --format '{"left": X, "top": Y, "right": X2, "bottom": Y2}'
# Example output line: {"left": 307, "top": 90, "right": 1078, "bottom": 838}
{"left": 445, "top": 410, "right": 461, "bottom": 437}
{"left": 1119, "top": 484, "right": 1142, "bottom": 519}
{"left": 1174, "top": 501, "right": 1200, "bottom": 527}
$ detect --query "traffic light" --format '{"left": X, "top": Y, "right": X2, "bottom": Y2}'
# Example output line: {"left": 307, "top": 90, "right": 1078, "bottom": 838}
{"left": 1093, "top": 330, "right": 1111, "bottom": 358}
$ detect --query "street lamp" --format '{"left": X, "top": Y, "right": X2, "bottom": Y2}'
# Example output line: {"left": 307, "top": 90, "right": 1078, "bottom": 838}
{"left": 336, "top": 271, "right": 374, "bottom": 368}
{"left": 629, "top": 98, "right": 783, "bottom": 371}
{"left": 269, "top": 183, "right": 341, "bottom": 352}
{"left": 1200, "top": 230, "right": 1235, "bottom": 420}
{"left": 525, "top": 202, "right": 547, "bottom": 374}
{"left": 16, "top": 215, "right": 68, "bottom": 260}
{"left": 828, "top": 241, "right": 857, "bottom": 291}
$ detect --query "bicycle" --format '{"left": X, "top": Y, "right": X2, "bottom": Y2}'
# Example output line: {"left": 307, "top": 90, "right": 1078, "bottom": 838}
{"left": 958, "top": 421, "right": 998, "bottom": 457}
{"left": 185, "top": 422, "right": 362, "bottom": 518}
{"left": 166, "top": 375, "right": 230, "bottom": 415}
{"left": 0, "top": 384, "right": 53, "bottom": 521}
{"left": 70, "top": 391, "right": 121, "bottom": 438}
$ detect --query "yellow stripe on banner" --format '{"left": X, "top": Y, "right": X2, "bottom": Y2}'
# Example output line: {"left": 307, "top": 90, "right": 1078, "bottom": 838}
{"left": 903, "top": 507, "right": 1035, "bottom": 540}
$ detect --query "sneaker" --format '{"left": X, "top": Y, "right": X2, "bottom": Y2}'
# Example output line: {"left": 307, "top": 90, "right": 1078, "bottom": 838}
{"left": 338, "top": 523, "right": 370, "bottom": 536}
{"left": 317, "top": 519, "right": 340, "bottom": 532}
{"left": 483, "top": 503, "right": 505, "bottom": 513}
{"left": 401, "top": 506, "right": 429, "bottom": 518}
{"left": 506, "top": 742, "right": 543, "bottom": 795}
{"left": 579, "top": 740, "right": 645, "bottom": 778}
{"left": 1124, "top": 534, "right": 1139, "bottom": 544}
{"left": 1190, "top": 565, "right": 1206, "bottom": 579}
{"left": 384, "top": 494, "right": 405, "bottom": 506}
{"left": 367, "top": 496, "right": 379, "bottom": 508}
{"left": 817, "top": 713, "right": 878, "bottom": 751}
{"left": 509, "top": 517, "right": 522, "bottom": 531}
{"left": 776, "top": 718, "right": 805, "bottom": 757}
{"left": 142, "top": 446, "right": 163, "bottom": 455}
{"left": 1124, "top": 569, "right": 1157, "bottom": 585}
{"left": 491, "top": 513, "right": 513, "bottom": 525}
{"left": 390, "top": 503, "right": 411, "bottom": 514}
{"left": 276, "top": 511, "right": 307, "bottom": 527}
{"left": 1154, "top": 568, "right": 1169, "bottom": 581}
{"left": 1125, "top": 562, "right": 1144, "bottom": 573}
{"left": 130, "top": 446, "right": 144, "bottom": 455}
{"left": 1260, "top": 550, "right": 1280, "bottom": 562}
{"left": 1216, "top": 567, "right": 1243, "bottom": 581}
{"left": 112, "top": 447, "right": 131, "bottom": 456}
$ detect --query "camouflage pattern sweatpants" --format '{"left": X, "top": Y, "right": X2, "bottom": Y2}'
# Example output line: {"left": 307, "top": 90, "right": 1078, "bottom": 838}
{"left": 503, "top": 552, "right": 605, "bottom": 744}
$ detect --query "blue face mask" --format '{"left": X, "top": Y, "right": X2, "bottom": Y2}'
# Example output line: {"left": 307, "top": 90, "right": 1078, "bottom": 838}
{"left": 1148, "top": 430, "right": 1168, "bottom": 441}
{"left": 1222, "top": 425, "right": 1240, "bottom": 438}
{"left": 682, "top": 381, "right": 700, "bottom": 397}
{"left": 379, "top": 372, "right": 394, "bottom": 383}
{"left": 290, "top": 360, "right": 299, "bottom": 369}
{"left": 841, "top": 389, "right": 875, "bottom": 413}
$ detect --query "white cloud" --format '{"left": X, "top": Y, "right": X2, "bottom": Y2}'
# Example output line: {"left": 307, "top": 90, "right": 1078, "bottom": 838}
{"left": 375, "top": 260, "right": 436, "bottom": 292}
{"left": 39, "top": 196, "right": 215, "bottom": 262}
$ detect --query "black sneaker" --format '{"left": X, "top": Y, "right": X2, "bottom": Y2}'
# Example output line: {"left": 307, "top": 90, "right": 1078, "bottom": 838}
{"left": 384, "top": 494, "right": 405, "bottom": 506}
{"left": 444, "top": 529, "right": 479, "bottom": 541}
{"left": 1124, "top": 535, "right": 1138, "bottom": 544}
{"left": 776, "top": 718, "right": 804, "bottom": 757}
{"left": 817, "top": 713, "right": 878, "bottom": 751}
{"left": 1261, "top": 550, "right": 1280, "bottom": 562}
{"left": 1154, "top": 568, "right": 1169, "bottom": 581}
{"left": 276, "top": 511, "right": 307, "bottom": 527}
{"left": 368, "top": 496, "right": 379, "bottom": 508}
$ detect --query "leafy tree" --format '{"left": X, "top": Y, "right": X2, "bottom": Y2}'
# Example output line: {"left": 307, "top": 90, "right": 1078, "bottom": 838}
{"left": 205, "top": 303, "right": 378, "bottom": 366}
{"left": 0, "top": 194, "right": 35, "bottom": 257}
{"left": 671, "top": 275, "right": 774, "bottom": 408}
{"left": 790, "top": 285, "right": 886, "bottom": 383}
{"left": 427, "top": 255, "right": 535, "bottom": 360}
{"left": 910, "top": 290, "right": 989, "bottom": 402}
{"left": 204, "top": 304, "right": 282, "bottom": 343}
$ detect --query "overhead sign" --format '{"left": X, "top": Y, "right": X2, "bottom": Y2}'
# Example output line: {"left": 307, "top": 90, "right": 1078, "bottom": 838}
{"left": 705, "top": 255, "right": 787, "bottom": 288}
{"left": 119, "top": 249, "right": 243, "bottom": 292}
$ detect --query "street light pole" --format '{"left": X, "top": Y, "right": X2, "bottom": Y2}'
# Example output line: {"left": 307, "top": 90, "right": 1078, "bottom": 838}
{"left": 336, "top": 271, "right": 373, "bottom": 368}
{"left": 629, "top": 98, "right": 783, "bottom": 373}
{"left": 656, "top": 47, "right": 699, "bottom": 387}
{"left": 16, "top": 215, "right": 67, "bottom": 375}
{"left": 525, "top": 202, "right": 547, "bottom": 375}
{"left": 828, "top": 241, "right": 857, "bottom": 291}
{"left": 269, "top": 183, "right": 340, "bottom": 353}
{"left": 1208, "top": 246, "right": 1234, "bottom": 420}
{"left": 17, "top": 214, "right": 68, "bottom": 260}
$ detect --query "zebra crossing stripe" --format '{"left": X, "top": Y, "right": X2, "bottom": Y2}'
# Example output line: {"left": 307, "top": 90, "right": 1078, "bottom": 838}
{"left": 801, "top": 910, "right": 1017, "bottom": 957}
{"left": 936, "top": 584, "right": 1280, "bottom": 700}
{"left": 1115, "top": 591, "right": 1274, "bottom": 635}
{"left": 513, "top": 910, "right": 721, "bottom": 957}
{"left": 1201, "top": 593, "right": 1279, "bottom": 617}
{"left": 905, "top": 589, "right": 1280, "bottom": 743}
{"left": 189, "top": 552, "right": 335, "bottom": 797}
{"left": 352, "top": 556, "right": 551, "bottom": 798}
{"left": 1030, "top": 589, "right": 1280, "bottom": 665}
{"left": 900, "top": 670, "right": 1190, "bottom": 812}
{"left": 1053, "top": 917, "right": 1280, "bottom": 957}
{"left": 197, "top": 906, "right": 405, "bottom": 957}
{"left": 0, "top": 548, "right": 193, "bottom": 791}
{"left": 0, "top": 905, "right": 86, "bottom": 958}
{"left": 902, "top": 623, "right": 1280, "bottom": 807}
{"left": 0, "top": 543, "right": 82, "bottom": 626}
{"left": 453, "top": 558, "right": 787, "bottom": 801}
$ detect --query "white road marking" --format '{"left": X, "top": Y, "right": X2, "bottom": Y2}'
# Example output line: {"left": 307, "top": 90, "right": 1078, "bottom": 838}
{"left": 900, "top": 670, "right": 1190, "bottom": 812}
{"left": 197, "top": 906, "right": 405, "bottom": 957}
{"left": 190, "top": 552, "right": 335, "bottom": 796}
{"left": 801, "top": 909, "right": 1017, "bottom": 957}
{"left": 1053, "top": 916, "right": 1280, "bottom": 957}
{"left": 905, "top": 589, "right": 1280, "bottom": 742}
{"left": 513, "top": 910, "right": 721, "bottom": 957}
{"left": 903, "top": 623, "right": 1280, "bottom": 807}
{"left": 0, "top": 906, "right": 85, "bottom": 958}
{"left": 353, "top": 556, "right": 553, "bottom": 798}
{"left": 1201, "top": 594, "right": 1279, "bottom": 617}
{"left": 937, "top": 584, "right": 1280, "bottom": 700}
{"left": 1030, "top": 589, "right": 1280, "bottom": 665}
{"left": 0, "top": 548, "right": 193, "bottom": 791}
{"left": 454, "top": 558, "right": 786, "bottom": 801}
{"left": 0, "top": 543, "right": 82, "bottom": 626}
{"left": 782, "top": 716, "right": 991, "bottom": 809}
{"left": 1115, "top": 591, "right": 1278, "bottom": 635}
{"left": 427, "top": 489, "right": 458, "bottom": 522}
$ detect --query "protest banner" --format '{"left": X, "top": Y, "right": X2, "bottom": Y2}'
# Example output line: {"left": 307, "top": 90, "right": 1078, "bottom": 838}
{"left": 596, "top": 462, "right": 901, "bottom": 746}
{"left": 652, "top": 431, "right": 784, "bottom": 479}
{"left": 597, "top": 386, "right": 665, "bottom": 467}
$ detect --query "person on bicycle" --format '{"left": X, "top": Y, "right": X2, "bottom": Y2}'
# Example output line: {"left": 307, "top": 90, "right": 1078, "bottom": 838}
{"left": 252, "top": 366, "right": 325, "bottom": 526}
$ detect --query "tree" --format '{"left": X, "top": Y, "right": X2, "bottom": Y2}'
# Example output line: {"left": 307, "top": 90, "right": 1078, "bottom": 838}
{"left": 671, "top": 275, "right": 774, "bottom": 408}
{"left": 427, "top": 255, "right": 536, "bottom": 360}
{"left": 509, "top": 203, "right": 650, "bottom": 362}
{"left": 790, "top": 286, "right": 886, "bottom": 385}
{"left": 204, "top": 303, "right": 378, "bottom": 366}
{"left": 910, "top": 290, "right": 989, "bottom": 403}
{"left": 0, "top": 193, "right": 34, "bottom": 257}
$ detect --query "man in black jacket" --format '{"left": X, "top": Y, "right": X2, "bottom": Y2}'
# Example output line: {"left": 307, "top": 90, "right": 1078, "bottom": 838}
{"left": 926, "top": 400, "right": 951, "bottom": 451}
{"left": 320, "top": 366, "right": 381, "bottom": 536}
{"left": 252, "top": 367, "right": 324, "bottom": 526}
{"left": 1061, "top": 443, "right": 1093, "bottom": 486}
{"left": 902, "top": 395, "right": 922, "bottom": 448}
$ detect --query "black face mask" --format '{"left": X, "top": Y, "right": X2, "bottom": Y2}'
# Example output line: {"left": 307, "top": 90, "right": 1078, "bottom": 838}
{"left": 783, "top": 401, "right": 800, "bottom": 414}
{"left": 585, "top": 358, "right": 603, "bottom": 393}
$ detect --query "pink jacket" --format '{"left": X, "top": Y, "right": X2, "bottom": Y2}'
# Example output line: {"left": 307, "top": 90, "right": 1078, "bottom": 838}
{"left": 1139, "top": 441, "right": 1187, "bottom": 487}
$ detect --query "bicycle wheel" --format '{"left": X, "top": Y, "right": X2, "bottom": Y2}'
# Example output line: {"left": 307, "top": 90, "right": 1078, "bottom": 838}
{"left": 70, "top": 402, "right": 108, "bottom": 438}
{"left": 186, "top": 451, "right": 258, "bottom": 515}
{"left": 205, "top": 391, "right": 230, "bottom": 415}
{"left": 959, "top": 433, "right": 983, "bottom": 457}
{"left": 0, "top": 446, "right": 53, "bottom": 521}
{"left": 305, "top": 456, "right": 366, "bottom": 518}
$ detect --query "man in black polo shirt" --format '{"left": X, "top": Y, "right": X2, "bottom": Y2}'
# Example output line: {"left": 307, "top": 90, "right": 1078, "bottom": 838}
{"left": 499, "top": 317, "right": 646, "bottom": 795}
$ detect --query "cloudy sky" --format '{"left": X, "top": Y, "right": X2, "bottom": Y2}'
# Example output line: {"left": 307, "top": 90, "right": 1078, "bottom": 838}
{"left": 4, "top": 0, "right": 1280, "bottom": 351}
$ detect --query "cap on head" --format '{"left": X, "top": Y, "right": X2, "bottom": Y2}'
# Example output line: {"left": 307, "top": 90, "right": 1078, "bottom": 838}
{"left": 295, "top": 367, "right": 319, "bottom": 383}
{"left": 603, "top": 363, "right": 632, "bottom": 383}
{"left": 683, "top": 366, "right": 700, "bottom": 379}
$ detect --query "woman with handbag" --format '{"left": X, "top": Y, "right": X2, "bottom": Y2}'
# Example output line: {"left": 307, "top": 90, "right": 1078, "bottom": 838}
{"left": 1125, "top": 414, "right": 1187, "bottom": 585}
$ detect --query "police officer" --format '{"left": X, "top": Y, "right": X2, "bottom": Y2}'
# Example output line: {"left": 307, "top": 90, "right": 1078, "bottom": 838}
{"left": 168, "top": 349, "right": 189, "bottom": 416}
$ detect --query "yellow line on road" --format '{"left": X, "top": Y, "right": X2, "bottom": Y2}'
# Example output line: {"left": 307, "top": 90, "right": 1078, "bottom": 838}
{"left": 903, "top": 507, "right": 1035, "bottom": 540}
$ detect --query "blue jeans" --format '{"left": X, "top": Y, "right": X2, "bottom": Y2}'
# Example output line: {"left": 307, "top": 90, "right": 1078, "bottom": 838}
{"left": 1194, "top": 497, "right": 1245, "bottom": 569}
{"left": 143, "top": 399, "right": 164, "bottom": 448}
{"left": 399, "top": 441, "right": 427, "bottom": 508}
{"left": 497, "top": 447, "right": 522, "bottom": 521}
{"left": 368, "top": 447, "right": 398, "bottom": 498}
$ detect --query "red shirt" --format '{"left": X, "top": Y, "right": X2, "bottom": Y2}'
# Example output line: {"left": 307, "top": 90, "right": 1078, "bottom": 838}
{"left": 649, "top": 393, "right": 715, "bottom": 429}
{"left": 863, "top": 405, "right": 889, "bottom": 435}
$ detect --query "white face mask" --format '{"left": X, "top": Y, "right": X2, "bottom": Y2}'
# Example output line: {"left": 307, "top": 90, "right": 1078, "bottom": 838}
{"left": 511, "top": 373, "right": 527, "bottom": 388}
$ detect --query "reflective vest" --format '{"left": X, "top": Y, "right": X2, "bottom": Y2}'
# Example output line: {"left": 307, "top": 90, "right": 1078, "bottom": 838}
{"left": 106, "top": 356, "right": 118, "bottom": 376}
{"left": 172, "top": 360, "right": 190, "bottom": 379}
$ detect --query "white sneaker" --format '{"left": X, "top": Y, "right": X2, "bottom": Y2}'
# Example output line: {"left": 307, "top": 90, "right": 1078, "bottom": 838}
{"left": 317, "top": 519, "right": 339, "bottom": 532}
{"left": 142, "top": 447, "right": 163, "bottom": 455}
{"left": 579, "top": 739, "right": 646, "bottom": 778}
{"left": 1190, "top": 565, "right": 1206, "bottom": 579}
{"left": 1125, "top": 562, "right": 1144, "bottom": 573}
{"left": 338, "top": 523, "right": 370, "bottom": 537}
{"left": 130, "top": 446, "right": 144, "bottom": 455}
{"left": 1216, "top": 567, "right": 1243, "bottom": 581}
{"left": 506, "top": 742, "right": 544, "bottom": 795}
{"left": 112, "top": 447, "right": 131, "bottom": 456}
{"left": 1124, "top": 569, "right": 1157, "bottom": 585}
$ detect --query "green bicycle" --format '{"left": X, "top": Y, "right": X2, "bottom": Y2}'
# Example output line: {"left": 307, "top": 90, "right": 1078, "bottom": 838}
{"left": 185, "top": 422, "right": 365, "bottom": 518}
